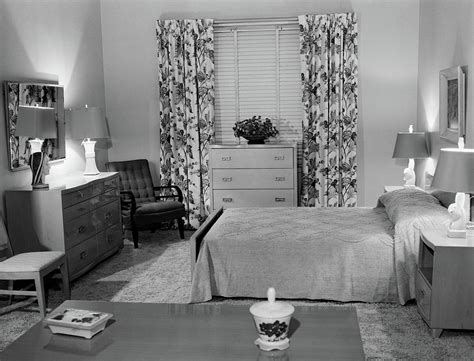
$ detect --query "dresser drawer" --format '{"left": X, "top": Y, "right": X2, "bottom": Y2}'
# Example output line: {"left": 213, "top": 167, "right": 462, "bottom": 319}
{"left": 212, "top": 169, "right": 294, "bottom": 189}
{"left": 90, "top": 189, "right": 120, "bottom": 209}
{"left": 62, "top": 187, "right": 93, "bottom": 208}
{"left": 97, "top": 224, "right": 123, "bottom": 256}
{"left": 213, "top": 190, "right": 294, "bottom": 208}
{"left": 63, "top": 199, "right": 92, "bottom": 222}
{"left": 92, "top": 176, "right": 119, "bottom": 197}
{"left": 211, "top": 148, "right": 293, "bottom": 169}
{"left": 416, "top": 269, "right": 432, "bottom": 323}
{"left": 67, "top": 236, "right": 98, "bottom": 277}
{"left": 64, "top": 213, "right": 96, "bottom": 250}
{"left": 92, "top": 200, "right": 121, "bottom": 231}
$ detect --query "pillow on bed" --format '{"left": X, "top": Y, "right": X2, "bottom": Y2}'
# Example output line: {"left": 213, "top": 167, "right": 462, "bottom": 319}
{"left": 377, "top": 188, "right": 443, "bottom": 223}
{"left": 429, "top": 190, "right": 456, "bottom": 208}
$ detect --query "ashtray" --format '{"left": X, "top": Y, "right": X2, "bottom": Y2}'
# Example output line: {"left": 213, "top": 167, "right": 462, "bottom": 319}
{"left": 44, "top": 308, "right": 113, "bottom": 339}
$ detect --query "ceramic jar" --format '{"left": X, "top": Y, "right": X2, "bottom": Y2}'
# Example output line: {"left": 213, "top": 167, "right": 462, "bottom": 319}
{"left": 249, "top": 287, "right": 295, "bottom": 351}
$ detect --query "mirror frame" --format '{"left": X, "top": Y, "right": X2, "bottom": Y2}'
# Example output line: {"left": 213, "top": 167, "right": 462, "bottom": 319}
{"left": 4, "top": 81, "right": 65, "bottom": 171}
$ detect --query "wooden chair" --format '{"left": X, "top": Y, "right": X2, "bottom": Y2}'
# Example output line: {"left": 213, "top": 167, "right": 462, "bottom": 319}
{"left": 0, "top": 217, "right": 70, "bottom": 318}
{"left": 105, "top": 159, "right": 186, "bottom": 248}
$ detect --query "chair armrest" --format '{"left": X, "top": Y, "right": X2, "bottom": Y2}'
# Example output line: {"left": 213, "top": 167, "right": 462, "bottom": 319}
{"left": 153, "top": 185, "right": 183, "bottom": 203}
{"left": 120, "top": 190, "right": 137, "bottom": 214}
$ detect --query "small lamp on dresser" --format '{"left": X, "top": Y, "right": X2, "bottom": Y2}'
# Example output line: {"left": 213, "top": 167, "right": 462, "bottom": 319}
{"left": 69, "top": 105, "right": 108, "bottom": 175}
{"left": 15, "top": 105, "right": 56, "bottom": 189}
{"left": 392, "top": 125, "right": 430, "bottom": 186}
{"left": 432, "top": 138, "right": 474, "bottom": 238}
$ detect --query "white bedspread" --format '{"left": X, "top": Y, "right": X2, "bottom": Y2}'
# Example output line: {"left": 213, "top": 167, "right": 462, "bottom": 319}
{"left": 190, "top": 189, "right": 451, "bottom": 304}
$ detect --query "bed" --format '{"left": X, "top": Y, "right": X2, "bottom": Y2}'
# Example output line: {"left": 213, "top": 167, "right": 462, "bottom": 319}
{"left": 189, "top": 188, "right": 453, "bottom": 305}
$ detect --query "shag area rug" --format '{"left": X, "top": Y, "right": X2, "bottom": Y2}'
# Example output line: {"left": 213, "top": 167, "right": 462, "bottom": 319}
{"left": 1, "top": 230, "right": 473, "bottom": 359}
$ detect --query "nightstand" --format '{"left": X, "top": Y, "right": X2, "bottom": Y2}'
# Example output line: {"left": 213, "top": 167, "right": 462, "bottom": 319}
{"left": 416, "top": 229, "right": 474, "bottom": 337}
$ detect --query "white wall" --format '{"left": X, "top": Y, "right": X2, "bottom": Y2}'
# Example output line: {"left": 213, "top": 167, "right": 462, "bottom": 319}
{"left": 100, "top": 0, "right": 421, "bottom": 206}
{"left": 417, "top": 0, "right": 474, "bottom": 185}
{"left": 0, "top": 0, "right": 107, "bottom": 215}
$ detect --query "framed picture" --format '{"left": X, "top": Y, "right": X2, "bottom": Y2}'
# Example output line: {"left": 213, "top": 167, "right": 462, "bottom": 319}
{"left": 439, "top": 66, "right": 465, "bottom": 143}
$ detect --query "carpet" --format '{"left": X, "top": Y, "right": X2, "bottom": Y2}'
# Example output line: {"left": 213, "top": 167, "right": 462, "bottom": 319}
{"left": 1, "top": 230, "right": 473, "bottom": 359}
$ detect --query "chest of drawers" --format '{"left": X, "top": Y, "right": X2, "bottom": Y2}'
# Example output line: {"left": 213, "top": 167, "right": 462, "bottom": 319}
{"left": 209, "top": 144, "right": 298, "bottom": 209}
{"left": 5, "top": 172, "right": 123, "bottom": 280}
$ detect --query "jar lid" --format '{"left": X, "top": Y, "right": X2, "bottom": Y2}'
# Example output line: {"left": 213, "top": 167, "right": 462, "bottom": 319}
{"left": 249, "top": 287, "right": 295, "bottom": 319}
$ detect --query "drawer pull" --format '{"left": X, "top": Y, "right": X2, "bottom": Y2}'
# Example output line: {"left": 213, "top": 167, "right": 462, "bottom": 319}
{"left": 105, "top": 212, "right": 112, "bottom": 220}
{"left": 275, "top": 197, "right": 286, "bottom": 202}
{"left": 107, "top": 236, "right": 114, "bottom": 244}
{"left": 77, "top": 225, "right": 86, "bottom": 234}
{"left": 77, "top": 207, "right": 86, "bottom": 213}
{"left": 78, "top": 191, "right": 84, "bottom": 198}
{"left": 275, "top": 177, "right": 286, "bottom": 182}
{"left": 80, "top": 251, "right": 88, "bottom": 259}
{"left": 222, "top": 177, "right": 232, "bottom": 182}
{"left": 222, "top": 198, "right": 233, "bottom": 203}
{"left": 221, "top": 156, "right": 232, "bottom": 161}
{"left": 274, "top": 156, "right": 285, "bottom": 161}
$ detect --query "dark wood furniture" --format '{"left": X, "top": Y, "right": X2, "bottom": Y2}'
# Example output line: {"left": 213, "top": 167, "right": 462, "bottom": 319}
{"left": 5, "top": 173, "right": 123, "bottom": 281}
{"left": 105, "top": 159, "right": 185, "bottom": 248}
{"left": 2, "top": 300, "right": 365, "bottom": 360}
{"left": 416, "top": 229, "right": 474, "bottom": 337}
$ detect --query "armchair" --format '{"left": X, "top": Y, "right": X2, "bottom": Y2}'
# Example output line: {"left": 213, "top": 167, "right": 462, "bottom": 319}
{"left": 105, "top": 159, "right": 185, "bottom": 248}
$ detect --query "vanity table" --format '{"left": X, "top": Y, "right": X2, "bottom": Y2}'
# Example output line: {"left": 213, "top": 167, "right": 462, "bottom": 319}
{"left": 5, "top": 172, "right": 123, "bottom": 280}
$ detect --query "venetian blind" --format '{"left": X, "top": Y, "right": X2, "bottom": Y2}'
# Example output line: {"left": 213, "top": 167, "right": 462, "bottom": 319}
{"left": 214, "top": 19, "right": 303, "bottom": 162}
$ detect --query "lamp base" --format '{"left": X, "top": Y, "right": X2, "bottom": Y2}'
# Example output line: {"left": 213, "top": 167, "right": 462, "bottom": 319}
{"left": 32, "top": 184, "right": 49, "bottom": 190}
{"left": 82, "top": 139, "right": 100, "bottom": 175}
{"left": 447, "top": 229, "right": 466, "bottom": 238}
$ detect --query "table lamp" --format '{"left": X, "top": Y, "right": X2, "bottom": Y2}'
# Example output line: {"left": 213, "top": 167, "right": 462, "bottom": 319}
{"left": 392, "top": 125, "right": 430, "bottom": 186}
{"left": 432, "top": 138, "right": 474, "bottom": 238}
{"left": 69, "top": 105, "right": 108, "bottom": 175}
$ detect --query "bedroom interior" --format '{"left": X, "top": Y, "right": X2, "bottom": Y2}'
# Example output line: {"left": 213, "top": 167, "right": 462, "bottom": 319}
{"left": 0, "top": 0, "right": 473, "bottom": 359}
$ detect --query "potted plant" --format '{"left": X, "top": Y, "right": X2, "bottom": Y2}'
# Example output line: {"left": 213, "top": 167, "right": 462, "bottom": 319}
{"left": 233, "top": 116, "right": 279, "bottom": 144}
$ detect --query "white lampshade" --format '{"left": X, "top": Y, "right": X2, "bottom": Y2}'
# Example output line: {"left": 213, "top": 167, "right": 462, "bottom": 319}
{"left": 392, "top": 132, "right": 429, "bottom": 159}
{"left": 70, "top": 106, "right": 108, "bottom": 140}
{"left": 432, "top": 148, "right": 474, "bottom": 193}
{"left": 15, "top": 106, "right": 56, "bottom": 139}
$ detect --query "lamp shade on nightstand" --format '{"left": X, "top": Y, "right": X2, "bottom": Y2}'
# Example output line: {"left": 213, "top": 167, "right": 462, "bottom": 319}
{"left": 432, "top": 148, "right": 474, "bottom": 193}
{"left": 392, "top": 132, "right": 429, "bottom": 159}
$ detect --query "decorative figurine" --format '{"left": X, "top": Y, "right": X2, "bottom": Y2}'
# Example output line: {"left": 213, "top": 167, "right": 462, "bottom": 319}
{"left": 29, "top": 152, "right": 51, "bottom": 189}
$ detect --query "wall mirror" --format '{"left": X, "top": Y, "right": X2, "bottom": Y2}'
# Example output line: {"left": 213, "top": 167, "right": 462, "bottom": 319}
{"left": 4, "top": 81, "right": 65, "bottom": 171}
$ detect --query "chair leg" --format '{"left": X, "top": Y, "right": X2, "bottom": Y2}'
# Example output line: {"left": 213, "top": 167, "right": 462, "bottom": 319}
{"left": 177, "top": 218, "right": 185, "bottom": 239}
{"left": 60, "top": 261, "right": 71, "bottom": 300}
{"left": 7, "top": 280, "right": 14, "bottom": 306}
{"left": 132, "top": 225, "right": 139, "bottom": 248}
{"left": 33, "top": 274, "right": 47, "bottom": 318}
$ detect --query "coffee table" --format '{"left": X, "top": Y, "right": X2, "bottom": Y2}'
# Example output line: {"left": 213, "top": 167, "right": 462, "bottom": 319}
{"left": 2, "top": 300, "right": 365, "bottom": 360}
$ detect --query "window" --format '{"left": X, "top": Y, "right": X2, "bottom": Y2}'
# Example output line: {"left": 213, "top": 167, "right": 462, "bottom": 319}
{"left": 214, "top": 19, "right": 303, "bottom": 162}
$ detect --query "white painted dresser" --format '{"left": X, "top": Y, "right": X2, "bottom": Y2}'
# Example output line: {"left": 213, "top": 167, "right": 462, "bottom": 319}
{"left": 209, "top": 143, "right": 298, "bottom": 210}
{"left": 5, "top": 172, "right": 123, "bottom": 280}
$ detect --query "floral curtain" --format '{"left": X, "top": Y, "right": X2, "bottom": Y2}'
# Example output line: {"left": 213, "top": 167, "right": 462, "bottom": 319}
{"left": 299, "top": 13, "right": 358, "bottom": 207}
{"left": 156, "top": 19, "right": 215, "bottom": 228}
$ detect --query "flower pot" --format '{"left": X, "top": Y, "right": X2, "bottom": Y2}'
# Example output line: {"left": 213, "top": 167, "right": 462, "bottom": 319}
{"left": 244, "top": 136, "right": 267, "bottom": 144}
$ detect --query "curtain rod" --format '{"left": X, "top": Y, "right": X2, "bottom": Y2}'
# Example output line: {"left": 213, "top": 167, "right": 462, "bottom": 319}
{"left": 214, "top": 17, "right": 298, "bottom": 27}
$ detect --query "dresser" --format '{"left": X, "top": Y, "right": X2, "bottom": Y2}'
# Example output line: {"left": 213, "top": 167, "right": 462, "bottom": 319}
{"left": 5, "top": 172, "right": 123, "bottom": 281}
{"left": 209, "top": 144, "right": 298, "bottom": 210}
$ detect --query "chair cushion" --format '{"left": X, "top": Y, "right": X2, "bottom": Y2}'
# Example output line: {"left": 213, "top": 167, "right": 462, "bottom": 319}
{"left": 136, "top": 201, "right": 185, "bottom": 215}
{"left": 0, "top": 251, "right": 65, "bottom": 273}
